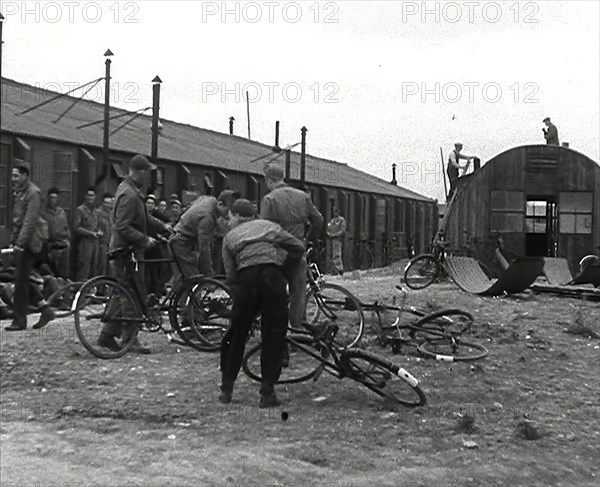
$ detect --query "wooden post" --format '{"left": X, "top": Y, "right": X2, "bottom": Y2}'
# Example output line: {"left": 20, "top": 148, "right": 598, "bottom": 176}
{"left": 102, "top": 49, "right": 113, "bottom": 185}
{"left": 229, "top": 116, "right": 235, "bottom": 135}
{"left": 246, "top": 91, "right": 251, "bottom": 139}
{"left": 440, "top": 147, "right": 448, "bottom": 201}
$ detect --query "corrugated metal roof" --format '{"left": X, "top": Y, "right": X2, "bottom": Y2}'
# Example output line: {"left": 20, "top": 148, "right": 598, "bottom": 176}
{"left": 1, "top": 77, "right": 433, "bottom": 202}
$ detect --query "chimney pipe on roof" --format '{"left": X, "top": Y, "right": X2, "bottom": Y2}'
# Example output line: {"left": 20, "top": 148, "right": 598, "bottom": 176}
{"left": 151, "top": 75, "right": 162, "bottom": 165}
{"left": 273, "top": 120, "right": 281, "bottom": 152}
{"left": 229, "top": 116, "right": 235, "bottom": 135}
{"left": 391, "top": 163, "right": 397, "bottom": 185}
{"left": 300, "top": 126, "right": 307, "bottom": 182}
{"left": 562, "top": 142, "right": 569, "bottom": 148}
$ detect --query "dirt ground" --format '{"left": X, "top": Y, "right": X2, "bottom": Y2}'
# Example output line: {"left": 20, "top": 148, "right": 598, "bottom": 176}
{"left": 1, "top": 267, "right": 599, "bottom": 487}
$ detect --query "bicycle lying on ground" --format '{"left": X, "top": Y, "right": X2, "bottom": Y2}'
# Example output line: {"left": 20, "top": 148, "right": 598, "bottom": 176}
{"left": 1, "top": 248, "right": 83, "bottom": 319}
{"left": 242, "top": 321, "right": 427, "bottom": 408}
{"left": 72, "top": 239, "right": 232, "bottom": 358}
{"left": 363, "top": 285, "right": 488, "bottom": 361}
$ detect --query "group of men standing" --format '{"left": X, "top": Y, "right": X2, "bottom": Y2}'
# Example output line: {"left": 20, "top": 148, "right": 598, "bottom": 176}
{"left": 5, "top": 153, "right": 349, "bottom": 408}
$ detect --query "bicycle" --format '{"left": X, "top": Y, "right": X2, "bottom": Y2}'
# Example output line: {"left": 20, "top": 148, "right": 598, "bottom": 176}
{"left": 72, "top": 239, "right": 233, "bottom": 359}
{"left": 363, "top": 285, "right": 488, "bottom": 361}
{"left": 305, "top": 246, "right": 365, "bottom": 349}
{"left": 403, "top": 234, "right": 492, "bottom": 290}
{"left": 242, "top": 321, "right": 426, "bottom": 408}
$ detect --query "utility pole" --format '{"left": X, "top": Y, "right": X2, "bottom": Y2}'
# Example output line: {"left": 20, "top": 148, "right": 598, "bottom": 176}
{"left": 102, "top": 49, "right": 114, "bottom": 184}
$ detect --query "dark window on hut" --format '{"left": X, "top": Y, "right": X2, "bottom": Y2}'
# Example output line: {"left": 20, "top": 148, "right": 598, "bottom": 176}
{"left": 525, "top": 201, "right": 547, "bottom": 234}
{"left": 490, "top": 190, "right": 524, "bottom": 233}
{"left": 204, "top": 174, "right": 214, "bottom": 195}
{"left": 559, "top": 192, "right": 593, "bottom": 234}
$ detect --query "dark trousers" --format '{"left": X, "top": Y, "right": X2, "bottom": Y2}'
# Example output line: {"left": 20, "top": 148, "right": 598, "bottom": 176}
{"left": 13, "top": 248, "right": 46, "bottom": 324}
{"left": 77, "top": 238, "right": 99, "bottom": 281}
{"left": 448, "top": 175, "right": 458, "bottom": 201}
{"left": 101, "top": 257, "right": 146, "bottom": 338}
{"left": 220, "top": 264, "right": 289, "bottom": 395}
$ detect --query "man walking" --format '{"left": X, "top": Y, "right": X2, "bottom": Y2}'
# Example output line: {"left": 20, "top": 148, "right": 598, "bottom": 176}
{"left": 97, "top": 155, "right": 169, "bottom": 354}
{"left": 543, "top": 117, "right": 560, "bottom": 146}
{"left": 74, "top": 187, "right": 101, "bottom": 281}
{"left": 260, "top": 163, "right": 323, "bottom": 334}
{"left": 169, "top": 190, "right": 237, "bottom": 281}
{"left": 96, "top": 193, "right": 114, "bottom": 276}
{"left": 5, "top": 160, "right": 55, "bottom": 331}
{"left": 42, "top": 187, "right": 71, "bottom": 279}
{"left": 219, "top": 199, "right": 305, "bottom": 408}
{"left": 326, "top": 207, "right": 347, "bottom": 275}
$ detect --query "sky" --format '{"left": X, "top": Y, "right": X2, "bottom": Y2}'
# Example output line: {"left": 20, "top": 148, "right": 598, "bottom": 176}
{"left": 1, "top": 0, "right": 599, "bottom": 201}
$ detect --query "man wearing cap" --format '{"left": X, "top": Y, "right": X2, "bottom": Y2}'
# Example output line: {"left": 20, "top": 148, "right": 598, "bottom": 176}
{"left": 98, "top": 155, "right": 169, "bottom": 354}
{"left": 260, "top": 163, "right": 324, "bottom": 337}
{"left": 42, "top": 187, "right": 71, "bottom": 279}
{"left": 543, "top": 117, "right": 560, "bottom": 146}
{"left": 96, "top": 193, "right": 114, "bottom": 276}
{"left": 169, "top": 190, "right": 238, "bottom": 281}
{"left": 447, "top": 143, "right": 473, "bottom": 201}
{"left": 74, "top": 187, "right": 101, "bottom": 281}
{"left": 168, "top": 199, "right": 182, "bottom": 227}
{"left": 220, "top": 199, "right": 305, "bottom": 408}
{"left": 5, "top": 160, "right": 56, "bottom": 331}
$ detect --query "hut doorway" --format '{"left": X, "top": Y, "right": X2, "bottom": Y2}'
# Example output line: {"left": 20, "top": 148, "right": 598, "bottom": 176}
{"left": 525, "top": 198, "right": 558, "bottom": 257}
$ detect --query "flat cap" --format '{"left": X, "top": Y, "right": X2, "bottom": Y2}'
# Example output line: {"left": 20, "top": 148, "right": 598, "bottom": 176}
{"left": 130, "top": 155, "right": 156, "bottom": 171}
{"left": 542, "top": 117, "right": 551, "bottom": 123}
{"left": 231, "top": 198, "right": 257, "bottom": 218}
{"left": 264, "top": 163, "right": 285, "bottom": 180}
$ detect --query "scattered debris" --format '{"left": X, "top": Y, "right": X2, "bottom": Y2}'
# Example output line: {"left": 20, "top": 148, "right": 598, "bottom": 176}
{"left": 462, "top": 439, "right": 478, "bottom": 449}
{"left": 516, "top": 420, "right": 545, "bottom": 440}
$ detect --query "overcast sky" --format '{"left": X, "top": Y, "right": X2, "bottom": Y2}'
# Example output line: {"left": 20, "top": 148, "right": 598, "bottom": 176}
{"left": 2, "top": 1, "right": 599, "bottom": 201}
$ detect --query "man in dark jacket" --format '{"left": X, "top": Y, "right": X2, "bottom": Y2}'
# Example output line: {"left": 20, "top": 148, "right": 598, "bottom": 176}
{"left": 260, "top": 164, "right": 323, "bottom": 341}
{"left": 97, "top": 155, "right": 168, "bottom": 353}
{"left": 169, "top": 190, "right": 237, "bottom": 282}
{"left": 220, "top": 199, "right": 305, "bottom": 408}
{"left": 42, "top": 187, "right": 71, "bottom": 279}
{"left": 5, "top": 160, "right": 56, "bottom": 331}
{"left": 543, "top": 117, "right": 560, "bottom": 146}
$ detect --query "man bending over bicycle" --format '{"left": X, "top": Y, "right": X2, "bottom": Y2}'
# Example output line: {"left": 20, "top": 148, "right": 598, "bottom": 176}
{"left": 98, "top": 155, "right": 170, "bottom": 354}
{"left": 219, "top": 199, "right": 305, "bottom": 408}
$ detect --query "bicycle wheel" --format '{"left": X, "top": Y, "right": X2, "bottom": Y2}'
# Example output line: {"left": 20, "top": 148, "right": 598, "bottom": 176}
{"left": 403, "top": 254, "right": 439, "bottom": 290}
{"left": 73, "top": 277, "right": 140, "bottom": 359}
{"left": 169, "top": 277, "right": 232, "bottom": 352}
{"left": 47, "top": 281, "right": 83, "bottom": 318}
{"left": 418, "top": 338, "right": 488, "bottom": 361}
{"left": 343, "top": 349, "right": 426, "bottom": 407}
{"left": 410, "top": 309, "right": 474, "bottom": 339}
{"left": 305, "top": 283, "right": 364, "bottom": 348}
{"left": 242, "top": 334, "right": 322, "bottom": 384}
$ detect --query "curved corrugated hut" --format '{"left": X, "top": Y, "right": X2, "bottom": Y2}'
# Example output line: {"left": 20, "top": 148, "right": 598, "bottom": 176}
{"left": 444, "top": 145, "right": 600, "bottom": 273}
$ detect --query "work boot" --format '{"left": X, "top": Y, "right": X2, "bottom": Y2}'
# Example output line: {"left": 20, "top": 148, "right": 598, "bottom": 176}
{"left": 122, "top": 326, "right": 151, "bottom": 354}
{"left": 259, "top": 392, "right": 281, "bottom": 409}
{"left": 0, "top": 307, "right": 14, "bottom": 320}
{"left": 97, "top": 333, "right": 122, "bottom": 352}
{"left": 32, "top": 306, "right": 56, "bottom": 329}
{"left": 4, "top": 319, "right": 27, "bottom": 331}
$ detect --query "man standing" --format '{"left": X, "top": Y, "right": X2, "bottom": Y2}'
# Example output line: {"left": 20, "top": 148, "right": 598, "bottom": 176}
{"left": 326, "top": 207, "right": 347, "bottom": 275}
{"left": 220, "top": 199, "right": 305, "bottom": 408}
{"left": 447, "top": 143, "right": 472, "bottom": 201}
{"left": 543, "top": 117, "right": 560, "bottom": 146}
{"left": 144, "top": 194, "right": 171, "bottom": 294}
{"left": 42, "top": 187, "right": 71, "bottom": 279}
{"left": 96, "top": 193, "right": 114, "bottom": 276}
{"left": 168, "top": 199, "right": 182, "bottom": 226}
{"left": 5, "top": 160, "right": 55, "bottom": 331}
{"left": 260, "top": 164, "right": 323, "bottom": 333}
{"left": 169, "top": 190, "right": 237, "bottom": 281}
{"left": 97, "top": 155, "right": 168, "bottom": 353}
{"left": 74, "top": 187, "right": 101, "bottom": 281}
